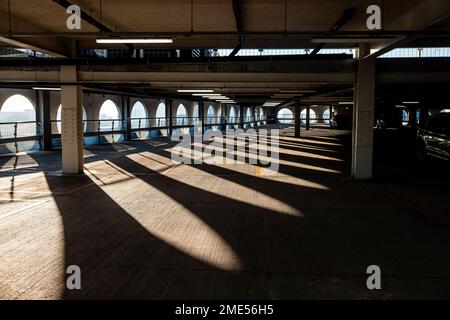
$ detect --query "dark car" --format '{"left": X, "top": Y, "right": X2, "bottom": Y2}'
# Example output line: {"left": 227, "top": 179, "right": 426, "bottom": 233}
{"left": 330, "top": 114, "right": 352, "bottom": 130}
{"left": 417, "top": 113, "right": 450, "bottom": 161}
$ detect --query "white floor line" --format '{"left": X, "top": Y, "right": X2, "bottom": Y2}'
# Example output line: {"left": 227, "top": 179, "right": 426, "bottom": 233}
{"left": 0, "top": 200, "right": 50, "bottom": 219}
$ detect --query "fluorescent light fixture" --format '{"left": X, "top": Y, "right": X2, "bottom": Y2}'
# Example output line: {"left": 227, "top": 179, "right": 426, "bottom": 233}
{"left": 280, "top": 90, "right": 317, "bottom": 93}
{"left": 263, "top": 103, "right": 281, "bottom": 107}
{"left": 177, "top": 89, "right": 214, "bottom": 93}
{"left": 312, "top": 37, "right": 392, "bottom": 44}
{"left": 192, "top": 93, "right": 221, "bottom": 96}
{"left": 33, "top": 87, "right": 61, "bottom": 91}
{"left": 339, "top": 102, "right": 354, "bottom": 105}
{"left": 402, "top": 101, "right": 420, "bottom": 104}
{"left": 96, "top": 38, "right": 173, "bottom": 44}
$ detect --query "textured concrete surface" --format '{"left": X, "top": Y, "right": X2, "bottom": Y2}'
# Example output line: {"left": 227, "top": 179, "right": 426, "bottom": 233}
{"left": 0, "top": 128, "right": 449, "bottom": 299}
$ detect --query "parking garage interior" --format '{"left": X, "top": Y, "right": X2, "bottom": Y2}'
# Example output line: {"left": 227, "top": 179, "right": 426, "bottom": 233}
{"left": 0, "top": 0, "right": 450, "bottom": 300}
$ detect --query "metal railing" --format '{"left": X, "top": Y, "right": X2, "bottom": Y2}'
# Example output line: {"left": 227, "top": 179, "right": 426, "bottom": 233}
{"left": 276, "top": 117, "right": 332, "bottom": 126}
{"left": 131, "top": 117, "right": 169, "bottom": 129}
{"left": 0, "top": 121, "right": 40, "bottom": 142}
{"left": 172, "top": 117, "right": 198, "bottom": 126}
{"left": 0, "top": 115, "right": 268, "bottom": 149}
{"left": 204, "top": 116, "right": 222, "bottom": 125}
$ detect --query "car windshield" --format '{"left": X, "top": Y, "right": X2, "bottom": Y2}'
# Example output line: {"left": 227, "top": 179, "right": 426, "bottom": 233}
{"left": 426, "top": 115, "right": 450, "bottom": 133}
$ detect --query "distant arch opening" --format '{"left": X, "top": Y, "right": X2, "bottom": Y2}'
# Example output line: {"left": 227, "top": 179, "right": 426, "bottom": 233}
{"left": 301, "top": 109, "right": 317, "bottom": 124}
{"left": 99, "top": 99, "right": 120, "bottom": 131}
{"left": 207, "top": 105, "right": 216, "bottom": 124}
{"left": 0, "top": 94, "right": 36, "bottom": 138}
{"left": 155, "top": 102, "right": 166, "bottom": 126}
{"left": 192, "top": 104, "right": 199, "bottom": 118}
{"left": 277, "top": 108, "right": 293, "bottom": 124}
{"left": 323, "top": 108, "right": 331, "bottom": 124}
{"left": 246, "top": 108, "right": 252, "bottom": 121}
{"left": 176, "top": 104, "right": 188, "bottom": 125}
{"left": 131, "top": 101, "right": 148, "bottom": 128}
{"left": 229, "top": 106, "right": 236, "bottom": 121}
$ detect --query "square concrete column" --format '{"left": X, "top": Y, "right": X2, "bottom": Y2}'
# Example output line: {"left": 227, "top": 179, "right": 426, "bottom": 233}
{"left": 166, "top": 99, "right": 173, "bottom": 136}
{"left": 199, "top": 101, "right": 205, "bottom": 137}
{"left": 123, "top": 96, "right": 132, "bottom": 141}
{"left": 60, "top": 65, "right": 84, "bottom": 174}
{"left": 352, "top": 48, "right": 375, "bottom": 179}
{"left": 306, "top": 106, "right": 311, "bottom": 130}
{"left": 37, "top": 90, "right": 52, "bottom": 151}
{"left": 239, "top": 105, "right": 244, "bottom": 129}
{"left": 294, "top": 105, "right": 300, "bottom": 137}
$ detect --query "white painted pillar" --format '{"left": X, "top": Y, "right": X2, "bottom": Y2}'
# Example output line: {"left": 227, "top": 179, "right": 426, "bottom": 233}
{"left": 60, "top": 65, "right": 84, "bottom": 174}
{"left": 352, "top": 47, "right": 375, "bottom": 179}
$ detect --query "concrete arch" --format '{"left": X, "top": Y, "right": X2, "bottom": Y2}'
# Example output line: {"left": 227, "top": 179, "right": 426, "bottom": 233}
{"left": 191, "top": 102, "right": 200, "bottom": 118}
{"left": 0, "top": 90, "right": 35, "bottom": 111}
{"left": 131, "top": 100, "right": 149, "bottom": 128}
{"left": 275, "top": 105, "right": 295, "bottom": 116}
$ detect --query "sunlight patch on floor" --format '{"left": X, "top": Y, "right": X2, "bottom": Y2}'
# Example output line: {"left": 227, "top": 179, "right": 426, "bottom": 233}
{"left": 90, "top": 171, "right": 244, "bottom": 272}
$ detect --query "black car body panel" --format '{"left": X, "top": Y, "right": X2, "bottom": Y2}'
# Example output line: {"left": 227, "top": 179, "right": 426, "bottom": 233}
{"left": 417, "top": 113, "right": 450, "bottom": 160}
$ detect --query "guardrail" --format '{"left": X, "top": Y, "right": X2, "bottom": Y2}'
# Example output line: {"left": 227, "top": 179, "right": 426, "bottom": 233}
{"left": 0, "top": 121, "right": 41, "bottom": 143}
{"left": 0, "top": 115, "right": 268, "bottom": 150}
{"left": 276, "top": 117, "right": 332, "bottom": 126}
{"left": 131, "top": 117, "right": 169, "bottom": 130}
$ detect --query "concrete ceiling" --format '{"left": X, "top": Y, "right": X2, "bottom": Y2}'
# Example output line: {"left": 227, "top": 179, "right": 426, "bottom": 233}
{"left": 0, "top": 0, "right": 448, "bottom": 106}
{"left": 0, "top": 0, "right": 448, "bottom": 53}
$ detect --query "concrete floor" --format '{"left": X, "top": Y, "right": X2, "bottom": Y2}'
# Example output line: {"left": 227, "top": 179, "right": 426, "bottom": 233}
{"left": 0, "top": 127, "right": 449, "bottom": 299}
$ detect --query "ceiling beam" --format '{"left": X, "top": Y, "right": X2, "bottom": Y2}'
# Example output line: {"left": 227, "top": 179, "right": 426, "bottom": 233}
{"left": 0, "top": 11, "right": 69, "bottom": 57}
{"left": 364, "top": 0, "right": 450, "bottom": 59}
{"left": 310, "top": 8, "right": 356, "bottom": 55}
{"left": 52, "top": 0, "right": 135, "bottom": 57}
{"left": 0, "top": 36, "right": 68, "bottom": 58}
{"left": 0, "top": 70, "right": 446, "bottom": 85}
{"left": 229, "top": 0, "right": 244, "bottom": 57}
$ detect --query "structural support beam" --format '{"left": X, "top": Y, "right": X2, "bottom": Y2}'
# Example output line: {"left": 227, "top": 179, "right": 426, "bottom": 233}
{"left": 222, "top": 105, "right": 227, "bottom": 131}
{"left": 306, "top": 106, "right": 311, "bottom": 130}
{"left": 199, "top": 102, "right": 205, "bottom": 138}
{"left": 123, "top": 96, "right": 132, "bottom": 141}
{"left": 37, "top": 90, "right": 52, "bottom": 151}
{"left": 252, "top": 106, "right": 256, "bottom": 126}
{"left": 166, "top": 99, "right": 173, "bottom": 136}
{"left": 352, "top": 47, "right": 376, "bottom": 179}
{"left": 52, "top": 0, "right": 135, "bottom": 58}
{"left": 294, "top": 105, "right": 300, "bottom": 138}
{"left": 60, "top": 65, "right": 84, "bottom": 174}
{"left": 239, "top": 105, "right": 244, "bottom": 129}
{"left": 364, "top": 0, "right": 450, "bottom": 59}
{"left": 310, "top": 8, "right": 355, "bottom": 55}
{"left": 229, "top": 0, "right": 244, "bottom": 57}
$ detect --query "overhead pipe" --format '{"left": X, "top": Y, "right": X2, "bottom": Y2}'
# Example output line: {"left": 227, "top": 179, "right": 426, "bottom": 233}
{"left": 229, "top": 0, "right": 244, "bottom": 57}
{"left": 3, "top": 30, "right": 447, "bottom": 38}
{"left": 310, "top": 7, "right": 356, "bottom": 55}
{"left": 52, "top": 0, "right": 135, "bottom": 58}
